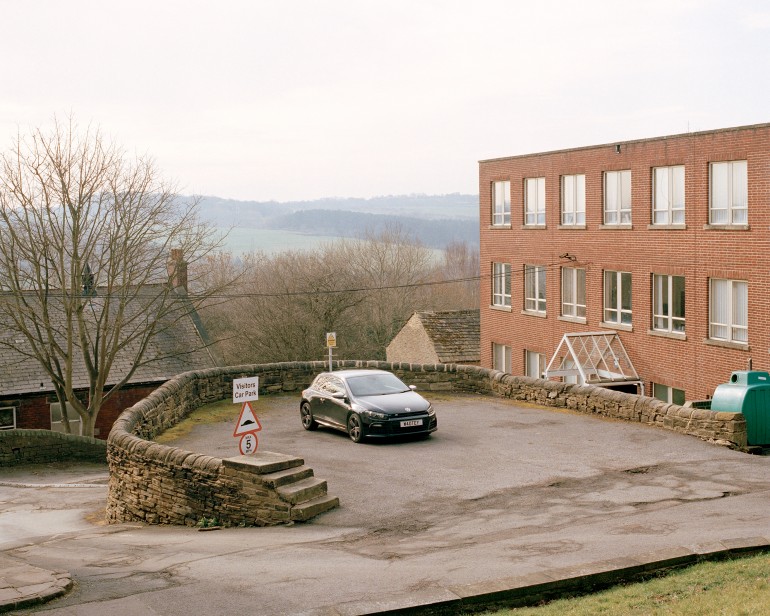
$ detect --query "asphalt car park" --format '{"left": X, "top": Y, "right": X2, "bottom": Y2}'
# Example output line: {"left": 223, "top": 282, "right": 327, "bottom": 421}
{"left": 3, "top": 392, "right": 770, "bottom": 615}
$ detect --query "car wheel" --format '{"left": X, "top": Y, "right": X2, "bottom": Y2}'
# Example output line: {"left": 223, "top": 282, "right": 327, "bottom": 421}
{"left": 300, "top": 402, "right": 318, "bottom": 431}
{"left": 347, "top": 413, "right": 364, "bottom": 443}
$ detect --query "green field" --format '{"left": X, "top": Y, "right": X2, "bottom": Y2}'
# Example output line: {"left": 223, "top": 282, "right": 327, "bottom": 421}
{"left": 215, "top": 228, "right": 339, "bottom": 255}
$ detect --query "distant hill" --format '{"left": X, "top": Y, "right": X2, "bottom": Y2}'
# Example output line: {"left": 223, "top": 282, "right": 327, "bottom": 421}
{"left": 194, "top": 193, "right": 480, "bottom": 250}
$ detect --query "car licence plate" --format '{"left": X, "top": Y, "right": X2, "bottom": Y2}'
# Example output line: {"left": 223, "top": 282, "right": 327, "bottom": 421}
{"left": 400, "top": 419, "right": 423, "bottom": 427}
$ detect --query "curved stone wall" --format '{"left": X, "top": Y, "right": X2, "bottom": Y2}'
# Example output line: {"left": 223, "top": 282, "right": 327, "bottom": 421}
{"left": 106, "top": 360, "right": 747, "bottom": 527}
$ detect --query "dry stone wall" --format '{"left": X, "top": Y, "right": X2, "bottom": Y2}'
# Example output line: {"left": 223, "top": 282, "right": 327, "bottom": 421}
{"left": 106, "top": 360, "right": 747, "bottom": 528}
{"left": 0, "top": 429, "right": 106, "bottom": 466}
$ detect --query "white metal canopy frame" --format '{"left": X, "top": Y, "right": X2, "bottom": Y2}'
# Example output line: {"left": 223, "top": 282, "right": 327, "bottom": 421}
{"left": 544, "top": 331, "right": 643, "bottom": 394}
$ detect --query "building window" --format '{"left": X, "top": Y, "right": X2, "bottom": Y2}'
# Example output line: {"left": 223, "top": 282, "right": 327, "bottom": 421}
{"left": 604, "top": 170, "right": 631, "bottom": 225}
{"left": 524, "top": 265, "right": 546, "bottom": 313}
{"left": 653, "top": 383, "right": 685, "bottom": 406}
{"left": 710, "top": 160, "right": 747, "bottom": 225}
{"left": 50, "top": 401, "right": 82, "bottom": 435}
{"left": 561, "top": 174, "right": 585, "bottom": 226}
{"left": 492, "top": 180, "right": 510, "bottom": 226}
{"left": 652, "top": 274, "right": 685, "bottom": 333}
{"left": 493, "top": 343, "right": 512, "bottom": 373}
{"left": 524, "top": 177, "right": 545, "bottom": 226}
{"left": 604, "top": 270, "right": 632, "bottom": 325}
{"left": 709, "top": 278, "right": 748, "bottom": 343}
{"left": 561, "top": 267, "right": 586, "bottom": 318}
{"left": 492, "top": 263, "right": 511, "bottom": 307}
{"left": 0, "top": 407, "right": 16, "bottom": 430}
{"left": 652, "top": 166, "right": 685, "bottom": 225}
{"left": 525, "top": 350, "right": 545, "bottom": 379}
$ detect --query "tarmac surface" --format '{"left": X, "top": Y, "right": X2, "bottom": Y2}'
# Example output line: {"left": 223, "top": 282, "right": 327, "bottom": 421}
{"left": 2, "top": 392, "right": 770, "bottom": 614}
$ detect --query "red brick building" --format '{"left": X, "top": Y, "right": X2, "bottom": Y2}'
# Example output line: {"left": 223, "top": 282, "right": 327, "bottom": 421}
{"left": 479, "top": 123, "right": 770, "bottom": 403}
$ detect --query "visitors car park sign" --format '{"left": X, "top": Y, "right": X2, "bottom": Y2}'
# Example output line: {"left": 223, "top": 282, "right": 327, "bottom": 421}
{"left": 233, "top": 377, "right": 262, "bottom": 455}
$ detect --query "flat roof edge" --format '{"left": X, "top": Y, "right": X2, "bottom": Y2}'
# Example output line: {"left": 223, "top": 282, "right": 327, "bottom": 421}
{"left": 478, "top": 121, "right": 770, "bottom": 164}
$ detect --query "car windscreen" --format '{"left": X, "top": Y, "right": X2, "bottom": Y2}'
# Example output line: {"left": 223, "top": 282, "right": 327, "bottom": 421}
{"left": 346, "top": 373, "right": 410, "bottom": 397}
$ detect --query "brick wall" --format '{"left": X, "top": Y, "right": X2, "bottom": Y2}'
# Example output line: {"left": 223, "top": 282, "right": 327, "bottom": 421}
{"left": 479, "top": 123, "right": 770, "bottom": 401}
{"left": 106, "top": 361, "right": 746, "bottom": 528}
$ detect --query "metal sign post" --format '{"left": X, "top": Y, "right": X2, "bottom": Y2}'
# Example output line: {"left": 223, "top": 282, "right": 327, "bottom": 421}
{"left": 326, "top": 332, "right": 336, "bottom": 371}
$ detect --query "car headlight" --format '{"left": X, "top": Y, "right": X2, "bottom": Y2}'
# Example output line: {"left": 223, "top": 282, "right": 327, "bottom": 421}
{"left": 427, "top": 405, "right": 435, "bottom": 416}
{"left": 360, "top": 409, "right": 388, "bottom": 420}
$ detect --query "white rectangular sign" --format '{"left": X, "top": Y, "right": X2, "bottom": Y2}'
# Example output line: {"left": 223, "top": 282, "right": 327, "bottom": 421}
{"left": 233, "top": 376, "right": 259, "bottom": 403}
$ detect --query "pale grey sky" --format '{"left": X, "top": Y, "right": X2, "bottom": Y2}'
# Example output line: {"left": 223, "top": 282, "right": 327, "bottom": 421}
{"left": 1, "top": 0, "right": 768, "bottom": 201}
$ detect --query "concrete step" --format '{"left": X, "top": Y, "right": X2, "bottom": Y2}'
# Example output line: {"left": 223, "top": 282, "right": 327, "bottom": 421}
{"left": 260, "top": 465, "right": 314, "bottom": 488}
{"left": 223, "top": 452, "right": 304, "bottom": 475}
{"left": 276, "top": 477, "right": 328, "bottom": 505}
{"left": 291, "top": 494, "right": 340, "bottom": 522}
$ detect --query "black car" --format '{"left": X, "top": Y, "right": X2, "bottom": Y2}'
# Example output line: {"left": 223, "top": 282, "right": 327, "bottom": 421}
{"left": 300, "top": 369, "right": 437, "bottom": 442}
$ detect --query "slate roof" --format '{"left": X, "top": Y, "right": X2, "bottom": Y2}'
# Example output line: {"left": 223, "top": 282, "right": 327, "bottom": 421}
{"left": 0, "top": 287, "right": 217, "bottom": 397}
{"left": 412, "top": 309, "right": 480, "bottom": 364}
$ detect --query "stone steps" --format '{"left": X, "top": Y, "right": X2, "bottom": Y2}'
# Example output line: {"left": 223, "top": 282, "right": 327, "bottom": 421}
{"left": 276, "top": 476, "right": 329, "bottom": 505}
{"left": 261, "top": 466, "right": 314, "bottom": 488}
{"left": 291, "top": 494, "right": 341, "bottom": 522}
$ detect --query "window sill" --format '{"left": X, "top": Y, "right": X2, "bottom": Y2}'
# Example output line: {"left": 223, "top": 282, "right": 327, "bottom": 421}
{"left": 558, "top": 224, "right": 587, "bottom": 230}
{"left": 648, "top": 329, "right": 686, "bottom": 341}
{"left": 521, "top": 310, "right": 547, "bottom": 319}
{"left": 521, "top": 224, "right": 546, "bottom": 230}
{"left": 703, "top": 224, "right": 750, "bottom": 231}
{"left": 647, "top": 224, "right": 687, "bottom": 230}
{"left": 599, "top": 224, "right": 633, "bottom": 230}
{"left": 489, "top": 224, "right": 512, "bottom": 230}
{"left": 559, "top": 315, "right": 587, "bottom": 325}
{"left": 704, "top": 338, "right": 749, "bottom": 351}
{"left": 489, "top": 304, "right": 512, "bottom": 313}
{"left": 600, "top": 321, "right": 632, "bottom": 332}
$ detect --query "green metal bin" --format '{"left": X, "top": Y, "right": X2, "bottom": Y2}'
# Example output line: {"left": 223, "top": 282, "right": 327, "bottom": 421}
{"left": 711, "top": 370, "right": 770, "bottom": 446}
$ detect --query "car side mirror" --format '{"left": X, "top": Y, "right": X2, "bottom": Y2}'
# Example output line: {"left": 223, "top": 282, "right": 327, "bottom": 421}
{"left": 409, "top": 385, "right": 417, "bottom": 391}
{"left": 331, "top": 391, "right": 346, "bottom": 399}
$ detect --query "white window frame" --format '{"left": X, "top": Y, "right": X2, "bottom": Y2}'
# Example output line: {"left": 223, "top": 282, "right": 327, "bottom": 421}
{"left": 604, "top": 270, "right": 632, "bottom": 325}
{"left": 709, "top": 160, "right": 747, "bottom": 225}
{"left": 561, "top": 267, "right": 586, "bottom": 318}
{"left": 604, "top": 170, "right": 632, "bottom": 225}
{"left": 652, "top": 383, "right": 685, "bottom": 405}
{"left": 561, "top": 174, "right": 585, "bottom": 226}
{"left": 493, "top": 343, "right": 512, "bottom": 374}
{"left": 525, "top": 350, "right": 545, "bottom": 379}
{"left": 652, "top": 274, "right": 685, "bottom": 333}
{"left": 492, "top": 180, "right": 511, "bottom": 226}
{"left": 652, "top": 165, "right": 685, "bottom": 225}
{"left": 709, "top": 278, "right": 748, "bottom": 343}
{"left": 524, "top": 265, "right": 546, "bottom": 314}
{"left": 50, "top": 401, "right": 82, "bottom": 435}
{"left": 524, "top": 177, "right": 545, "bottom": 226}
{"left": 492, "top": 262, "right": 511, "bottom": 307}
{"left": 0, "top": 406, "right": 16, "bottom": 430}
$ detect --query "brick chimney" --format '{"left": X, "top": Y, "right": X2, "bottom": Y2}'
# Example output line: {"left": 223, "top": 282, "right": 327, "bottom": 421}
{"left": 167, "top": 249, "right": 188, "bottom": 291}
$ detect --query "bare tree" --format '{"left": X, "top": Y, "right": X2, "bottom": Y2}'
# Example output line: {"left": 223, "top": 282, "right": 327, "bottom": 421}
{"left": 429, "top": 239, "right": 480, "bottom": 310}
{"left": 0, "top": 118, "right": 224, "bottom": 436}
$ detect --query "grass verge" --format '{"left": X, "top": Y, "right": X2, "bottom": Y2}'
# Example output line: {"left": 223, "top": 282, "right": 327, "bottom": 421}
{"left": 480, "top": 552, "right": 770, "bottom": 615}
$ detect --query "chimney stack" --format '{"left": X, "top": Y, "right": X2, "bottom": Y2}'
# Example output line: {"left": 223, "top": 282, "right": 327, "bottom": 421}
{"left": 167, "top": 249, "right": 188, "bottom": 292}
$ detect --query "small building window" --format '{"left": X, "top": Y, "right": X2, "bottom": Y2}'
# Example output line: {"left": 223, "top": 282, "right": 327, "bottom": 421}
{"left": 604, "top": 270, "right": 632, "bottom": 325}
{"left": 604, "top": 170, "right": 632, "bottom": 225}
{"left": 562, "top": 267, "right": 586, "bottom": 318}
{"left": 492, "top": 180, "right": 511, "bottom": 226}
{"left": 492, "top": 263, "right": 511, "bottom": 307}
{"left": 561, "top": 174, "right": 585, "bottom": 226}
{"left": 493, "top": 343, "right": 512, "bottom": 374}
{"left": 709, "top": 278, "right": 748, "bottom": 343}
{"left": 709, "top": 160, "right": 747, "bottom": 225}
{"left": 524, "top": 265, "right": 546, "bottom": 314}
{"left": 653, "top": 383, "right": 685, "bottom": 405}
{"left": 524, "top": 177, "right": 545, "bottom": 226}
{"left": 525, "top": 350, "right": 545, "bottom": 379}
{"left": 652, "top": 274, "right": 685, "bottom": 333}
{"left": 50, "top": 402, "right": 82, "bottom": 435}
{"left": 652, "top": 166, "right": 685, "bottom": 225}
{"left": 0, "top": 407, "right": 16, "bottom": 430}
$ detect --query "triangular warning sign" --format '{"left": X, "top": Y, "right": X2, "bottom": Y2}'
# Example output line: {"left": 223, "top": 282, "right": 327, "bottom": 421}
{"left": 233, "top": 401, "right": 262, "bottom": 437}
